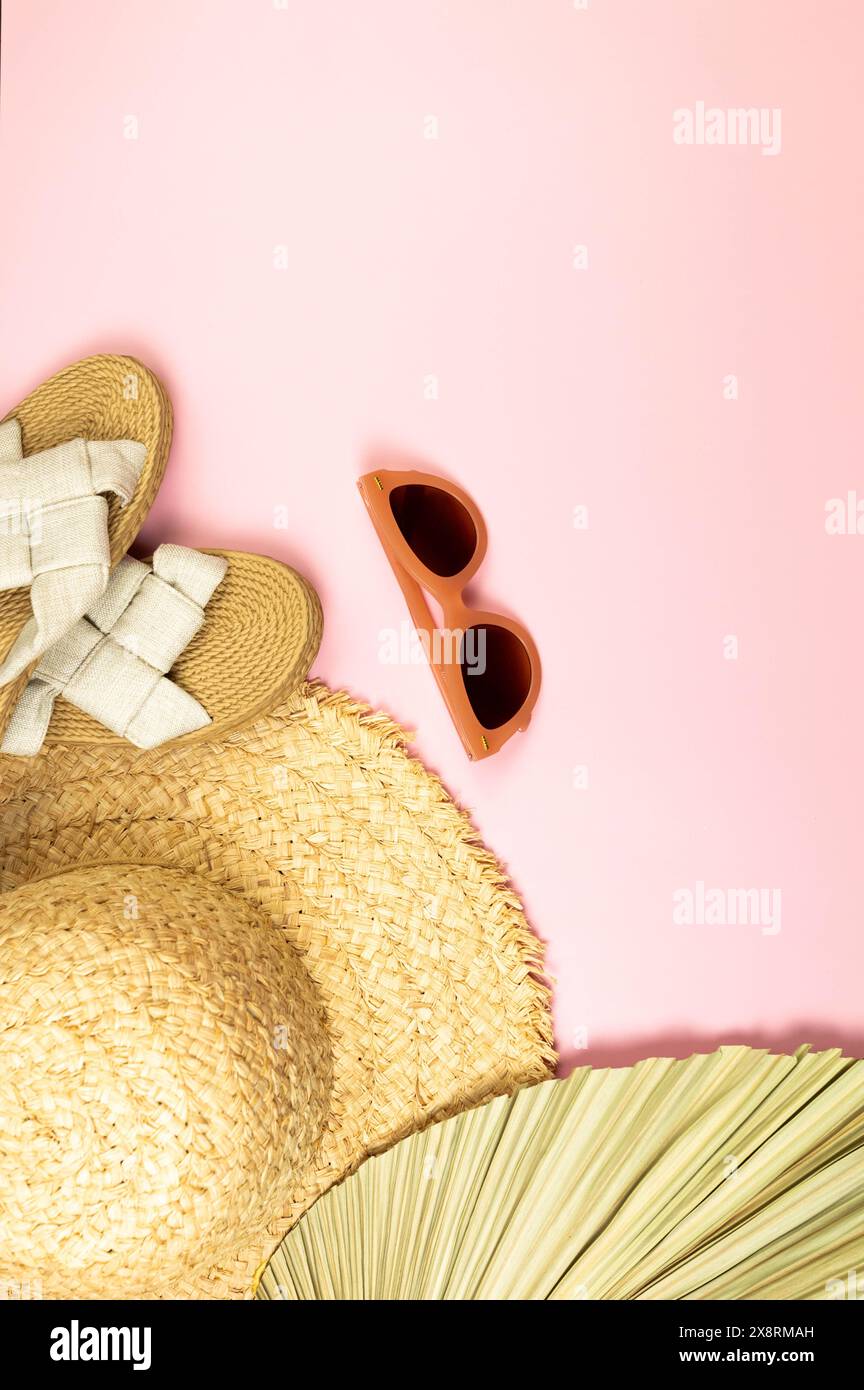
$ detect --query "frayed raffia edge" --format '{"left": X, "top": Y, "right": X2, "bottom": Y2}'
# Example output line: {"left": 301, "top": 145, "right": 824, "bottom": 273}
{"left": 295, "top": 679, "right": 557, "bottom": 1068}
{"left": 236, "top": 682, "right": 557, "bottom": 1297}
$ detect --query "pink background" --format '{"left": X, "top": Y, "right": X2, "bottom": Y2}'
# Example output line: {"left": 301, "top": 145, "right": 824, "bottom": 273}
{"left": 2, "top": 0, "right": 862, "bottom": 1068}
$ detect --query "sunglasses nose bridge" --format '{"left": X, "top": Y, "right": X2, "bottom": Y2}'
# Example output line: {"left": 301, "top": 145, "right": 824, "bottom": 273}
{"left": 443, "top": 596, "right": 473, "bottom": 651}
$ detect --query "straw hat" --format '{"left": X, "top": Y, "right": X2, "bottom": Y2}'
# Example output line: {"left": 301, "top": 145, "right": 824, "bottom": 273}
{"left": 0, "top": 682, "right": 555, "bottom": 1298}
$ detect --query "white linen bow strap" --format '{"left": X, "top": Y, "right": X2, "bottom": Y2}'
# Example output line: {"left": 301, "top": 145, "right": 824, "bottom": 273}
{"left": 0, "top": 418, "right": 147, "bottom": 685}
{"left": 1, "top": 544, "right": 228, "bottom": 756}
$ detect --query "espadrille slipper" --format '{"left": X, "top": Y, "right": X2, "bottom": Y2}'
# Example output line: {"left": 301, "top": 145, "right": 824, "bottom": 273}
{"left": 0, "top": 685, "right": 555, "bottom": 1300}
{"left": 0, "top": 354, "right": 171, "bottom": 742}
{"left": 1, "top": 543, "right": 322, "bottom": 754}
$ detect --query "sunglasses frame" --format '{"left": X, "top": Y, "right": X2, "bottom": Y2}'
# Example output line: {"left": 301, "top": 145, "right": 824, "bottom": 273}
{"left": 358, "top": 469, "right": 541, "bottom": 760}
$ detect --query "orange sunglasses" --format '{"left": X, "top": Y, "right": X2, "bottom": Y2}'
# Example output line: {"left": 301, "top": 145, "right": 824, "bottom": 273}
{"left": 358, "top": 469, "right": 541, "bottom": 760}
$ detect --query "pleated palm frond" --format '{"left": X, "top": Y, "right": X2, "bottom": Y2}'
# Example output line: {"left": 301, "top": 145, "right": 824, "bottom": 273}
{"left": 258, "top": 1045, "right": 864, "bottom": 1301}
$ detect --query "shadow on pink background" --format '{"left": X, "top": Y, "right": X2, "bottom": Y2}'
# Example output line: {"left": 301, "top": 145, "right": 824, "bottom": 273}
{"left": 1, "top": 0, "right": 862, "bottom": 1067}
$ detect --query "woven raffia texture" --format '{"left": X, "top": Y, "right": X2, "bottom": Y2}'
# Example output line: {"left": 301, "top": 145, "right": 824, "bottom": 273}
{"left": 0, "top": 865, "right": 331, "bottom": 1298}
{"left": 41, "top": 551, "right": 323, "bottom": 747}
{"left": 0, "top": 355, "right": 172, "bottom": 740}
{"left": 0, "top": 682, "right": 555, "bottom": 1298}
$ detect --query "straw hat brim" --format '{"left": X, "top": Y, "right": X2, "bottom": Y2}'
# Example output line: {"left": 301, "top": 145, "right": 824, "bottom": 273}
{"left": 0, "top": 354, "right": 172, "bottom": 741}
{"left": 0, "top": 681, "right": 555, "bottom": 1298}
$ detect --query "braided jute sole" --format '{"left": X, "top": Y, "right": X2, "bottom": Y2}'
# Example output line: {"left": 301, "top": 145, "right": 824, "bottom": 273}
{"left": 40, "top": 550, "right": 324, "bottom": 746}
{"left": 0, "top": 354, "right": 172, "bottom": 742}
{"left": 0, "top": 681, "right": 556, "bottom": 1299}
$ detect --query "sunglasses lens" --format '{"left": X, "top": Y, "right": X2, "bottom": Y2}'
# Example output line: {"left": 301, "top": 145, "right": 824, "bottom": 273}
{"left": 389, "top": 484, "right": 477, "bottom": 577}
{"left": 460, "top": 624, "right": 533, "bottom": 730}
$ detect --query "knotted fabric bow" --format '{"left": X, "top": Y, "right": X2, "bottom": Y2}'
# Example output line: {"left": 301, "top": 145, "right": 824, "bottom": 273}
{"left": 1, "top": 544, "right": 228, "bottom": 756}
{"left": 0, "top": 418, "right": 146, "bottom": 685}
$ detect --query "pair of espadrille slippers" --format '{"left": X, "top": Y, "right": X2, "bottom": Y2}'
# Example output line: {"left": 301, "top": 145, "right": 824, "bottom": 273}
{"left": 0, "top": 354, "right": 322, "bottom": 756}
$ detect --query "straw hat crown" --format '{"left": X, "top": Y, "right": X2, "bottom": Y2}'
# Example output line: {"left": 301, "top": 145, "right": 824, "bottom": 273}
{"left": 0, "top": 863, "right": 331, "bottom": 1297}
